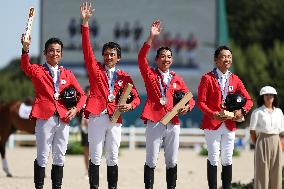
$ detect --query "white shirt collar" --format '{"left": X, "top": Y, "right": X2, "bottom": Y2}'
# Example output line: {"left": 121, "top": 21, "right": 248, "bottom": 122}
{"left": 158, "top": 68, "right": 170, "bottom": 77}
{"left": 216, "top": 68, "right": 229, "bottom": 79}
{"left": 105, "top": 65, "right": 116, "bottom": 72}
{"left": 262, "top": 105, "right": 275, "bottom": 112}
{"left": 46, "top": 63, "right": 59, "bottom": 72}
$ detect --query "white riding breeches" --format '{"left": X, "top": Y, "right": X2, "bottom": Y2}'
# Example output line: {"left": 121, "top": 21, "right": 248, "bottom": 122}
{"left": 204, "top": 124, "right": 235, "bottom": 166}
{"left": 88, "top": 114, "right": 122, "bottom": 166}
{"left": 145, "top": 121, "right": 180, "bottom": 169}
{"left": 35, "top": 115, "right": 69, "bottom": 167}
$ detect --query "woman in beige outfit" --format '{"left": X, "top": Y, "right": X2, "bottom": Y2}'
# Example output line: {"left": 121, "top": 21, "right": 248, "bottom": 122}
{"left": 250, "top": 86, "right": 284, "bottom": 189}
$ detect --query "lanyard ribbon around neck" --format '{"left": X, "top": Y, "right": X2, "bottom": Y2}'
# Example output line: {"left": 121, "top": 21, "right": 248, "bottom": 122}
{"left": 44, "top": 63, "right": 60, "bottom": 94}
{"left": 157, "top": 69, "right": 172, "bottom": 98}
{"left": 105, "top": 67, "right": 118, "bottom": 95}
{"left": 213, "top": 68, "right": 231, "bottom": 102}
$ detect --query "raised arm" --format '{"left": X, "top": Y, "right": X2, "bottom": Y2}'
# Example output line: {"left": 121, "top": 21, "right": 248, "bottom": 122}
{"left": 20, "top": 34, "right": 38, "bottom": 77}
{"left": 80, "top": 2, "right": 95, "bottom": 27}
{"left": 145, "top": 20, "right": 161, "bottom": 46}
{"left": 138, "top": 20, "right": 162, "bottom": 81}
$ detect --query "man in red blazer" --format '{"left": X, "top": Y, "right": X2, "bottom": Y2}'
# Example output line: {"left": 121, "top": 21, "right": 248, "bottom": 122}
{"left": 197, "top": 46, "right": 253, "bottom": 189}
{"left": 80, "top": 3, "right": 141, "bottom": 189}
{"left": 21, "top": 36, "right": 86, "bottom": 188}
{"left": 138, "top": 20, "right": 195, "bottom": 189}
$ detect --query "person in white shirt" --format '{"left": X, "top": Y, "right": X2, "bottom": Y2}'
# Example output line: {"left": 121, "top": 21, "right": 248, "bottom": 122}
{"left": 249, "top": 86, "right": 284, "bottom": 189}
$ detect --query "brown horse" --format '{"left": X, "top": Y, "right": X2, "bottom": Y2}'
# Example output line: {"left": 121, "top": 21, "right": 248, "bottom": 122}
{"left": 0, "top": 100, "right": 36, "bottom": 177}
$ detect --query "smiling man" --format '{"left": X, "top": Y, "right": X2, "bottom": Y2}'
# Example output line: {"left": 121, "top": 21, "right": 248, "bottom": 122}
{"left": 21, "top": 35, "right": 86, "bottom": 189}
{"left": 80, "top": 2, "right": 141, "bottom": 189}
{"left": 197, "top": 46, "right": 253, "bottom": 189}
{"left": 138, "top": 20, "right": 195, "bottom": 189}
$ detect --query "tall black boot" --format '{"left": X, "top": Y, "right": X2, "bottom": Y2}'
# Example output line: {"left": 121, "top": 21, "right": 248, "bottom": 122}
{"left": 107, "top": 165, "right": 118, "bottom": 189}
{"left": 207, "top": 160, "right": 217, "bottom": 189}
{"left": 222, "top": 164, "right": 232, "bottom": 189}
{"left": 144, "top": 164, "right": 154, "bottom": 189}
{"left": 166, "top": 165, "right": 177, "bottom": 189}
{"left": 51, "top": 164, "right": 63, "bottom": 189}
{"left": 34, "top": 159, "right": 45, "bottom": 189}
{"left": 89, "top": 160, "right": 99, "bottom": 189}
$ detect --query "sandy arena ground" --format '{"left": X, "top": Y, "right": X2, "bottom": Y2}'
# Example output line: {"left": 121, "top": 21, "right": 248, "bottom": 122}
{"left": 0, "top": 147, "right": 256, "bottom": 189}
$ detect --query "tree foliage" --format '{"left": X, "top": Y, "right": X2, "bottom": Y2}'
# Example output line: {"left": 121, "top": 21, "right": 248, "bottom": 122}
{"left": 227, "top": 0, "right": 284, "bottom": 49}
{"left": 227, "top": 0, "right": 284, "bottom": 110}
{"left": 0, "top": 57, "right": 38, "bottom": 103}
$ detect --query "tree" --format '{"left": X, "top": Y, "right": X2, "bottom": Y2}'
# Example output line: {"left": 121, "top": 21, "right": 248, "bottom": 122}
{"left": 0, "top": 57, "right": 38, "bottom": 103}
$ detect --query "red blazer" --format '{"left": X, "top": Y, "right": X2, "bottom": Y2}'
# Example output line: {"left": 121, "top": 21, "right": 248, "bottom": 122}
{"left": 138, "top": 43, "right": 195, "bottom": 125}
{"left": 21, "top": 53, "right": 86, "bottom": 123}
{"left": 197, "top": 70, "right": 253, "bottom": 131}
{"left": 81, "top": 25, "right": 141, "bottom": 123}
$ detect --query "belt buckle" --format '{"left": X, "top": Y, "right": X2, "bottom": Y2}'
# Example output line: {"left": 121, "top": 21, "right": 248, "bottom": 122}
{"left": 54, "top": 111, "right": 59, "bottom": 116}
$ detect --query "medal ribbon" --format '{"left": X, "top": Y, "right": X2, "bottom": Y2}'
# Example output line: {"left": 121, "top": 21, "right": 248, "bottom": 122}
{"left": 44, "top": 63, "right": 60, "bottom": 94}
{"left": 213, "top": 68, "right": 231, "bottom": 102}
{"left": 105, "top": 67, "right": 118, "bottom": 95}
{"left": 157, "top": 71, "right": 172, "bottom": 98}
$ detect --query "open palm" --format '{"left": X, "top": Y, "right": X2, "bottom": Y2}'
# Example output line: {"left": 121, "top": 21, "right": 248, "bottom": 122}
{"left": 80, "top": 2, "right": 94, "bottom": 21}
{"left": 151, "top": 20, "right": 161, "bottom": 36}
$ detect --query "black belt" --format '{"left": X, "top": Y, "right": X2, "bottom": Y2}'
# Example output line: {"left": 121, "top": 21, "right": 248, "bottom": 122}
{"left": 54, "top": 111, "right": 59, "bottom": 116}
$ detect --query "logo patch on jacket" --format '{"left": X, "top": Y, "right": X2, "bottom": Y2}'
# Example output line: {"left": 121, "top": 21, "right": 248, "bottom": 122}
{"left": 61, "top": 79, "right": 66, "bottom": 85}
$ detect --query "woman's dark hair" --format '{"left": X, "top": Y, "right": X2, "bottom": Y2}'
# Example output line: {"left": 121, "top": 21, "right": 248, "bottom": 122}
{"left": 155, "top": 46, "right": 172, "bottom": 59}
{"left": 102, "top": 42, "right": 121, "bottom": 58}
{"left": 214, "top": 45, "right": 232, "bottom": 59}
{"left": 44, "top": 37, "right": 64, "bottom": 52}
{"left": 257, "top": 94, "right": 279, "bottom": 108}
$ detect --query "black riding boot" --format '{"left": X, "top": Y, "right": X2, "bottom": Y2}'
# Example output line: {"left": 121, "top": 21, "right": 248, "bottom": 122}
{"left": 51, "top": 164, "right": 63, "bottom": 189}
{"left": 207, "top": 160, "right": 217, "bottom": 189}
{"left": 89, "top": 160, "right": 99, "bottom": 189}
{"left": 166, "top": 165, "right": 177, "bottom": 189}
{"left": 107, "top": 165, "right": 118, "bottom": 189}
{"left": 144, "top": 164, "right": 154, "bottom": 189}
{"left": 34, "top": 159, "right": 45, "bottom": 189}
{"left": 222, "top": 164, "right": 232, "bottom": 189}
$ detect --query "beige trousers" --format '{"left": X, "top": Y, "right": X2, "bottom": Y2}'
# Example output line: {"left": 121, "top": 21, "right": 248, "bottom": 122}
{"left": 254, "top": 133, "right": 282, "bottom": 189}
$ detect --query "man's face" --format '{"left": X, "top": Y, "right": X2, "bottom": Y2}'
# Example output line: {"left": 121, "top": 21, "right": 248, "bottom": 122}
{"left": 156, "top": 50, "right": 173, "bottom": 72}
{"left": 44, "top": 43, "right": 62, "bottom": 67}
{"left": 103, "top": 48, "right": 120, "bottom": 68}
{"left": 214, "top": 49, "right": 232, "bottom": 73}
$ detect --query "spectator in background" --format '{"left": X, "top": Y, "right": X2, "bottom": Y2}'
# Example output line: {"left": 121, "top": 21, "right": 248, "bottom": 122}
{"left": 121, "top": 21, "right": 131, "bottom": 52}
{"left": 114, "top": 22, "right": 122, "bottom": 43}
{"left": 172, "top": 32, "right": 183, "bottom": 64}
{"left": 185, "top": 33, "right": 198, "bottom": 67}
{"left": 68, "top": 18, "right": 78, "bottom": 49}
{"left": 133, "top": 20, "right": 143, "bottom": 51}
{"left": 90, "top": 19, "right": 99, "bottom": 50}
{"left": 161, "top": 32, "right": 173, "bottom": 48}
{"left": 249, "top": 86, "right": 284, "bottom": 189}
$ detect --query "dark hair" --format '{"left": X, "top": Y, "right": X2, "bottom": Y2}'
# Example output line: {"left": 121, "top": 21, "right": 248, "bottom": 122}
{"left": 84, "top": 85, "right": 90, "bottom": 92}
{"left": 44, "top": 37, "right": 64, "bottom": 52}
{"left": 155, "top": 46, "right": 173, "bottom": 59}
{"left": 102, "top": 42, "right": 121, "bottom": 58}
{"left": 257, "top": 94, "right": 279, "bottom": 108}
{"left": 214, "top": 45, "right": 232, "bottom": 59}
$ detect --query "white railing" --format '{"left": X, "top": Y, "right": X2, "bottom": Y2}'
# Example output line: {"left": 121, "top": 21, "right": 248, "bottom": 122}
{"left": 7, "top": 126, "right": 251, "bottom": 150}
